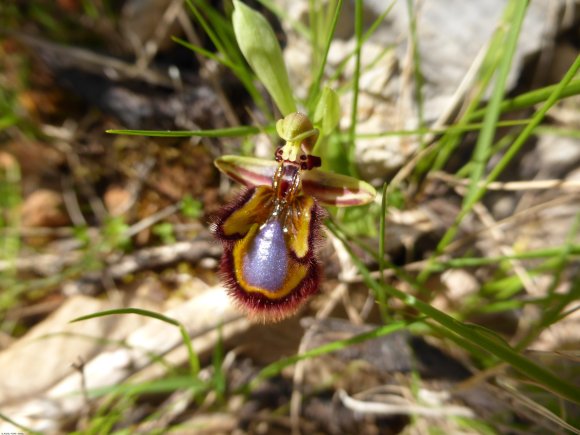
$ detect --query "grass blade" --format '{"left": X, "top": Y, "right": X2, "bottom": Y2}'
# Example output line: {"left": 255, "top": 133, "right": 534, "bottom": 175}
{"left": 464, "top": 0, "right": 528, "bottom": 206}
{"left": 418, "top": 51, "right": 580, "bottom": 285}
{"left": 71, "top": 308, "right": 200, "bottom": 377}
{"left": 326, "top": 220, "right": 580, "bottom": 405}
{"left": 106, "top": 125, "right": 263, "bottom": 137}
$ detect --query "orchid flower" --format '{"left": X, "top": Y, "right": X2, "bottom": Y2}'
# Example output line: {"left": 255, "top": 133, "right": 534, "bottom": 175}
{"left": 212, "top": 113, "right": 376, "bottom": 322}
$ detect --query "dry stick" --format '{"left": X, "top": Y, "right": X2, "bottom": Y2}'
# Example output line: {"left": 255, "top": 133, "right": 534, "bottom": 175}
{"left": 494, "top": 377, "right": 580, "bottom": 435}
{"left": 450, "top": 182, "right": 540, "bottom": 299}
{"left": 342, "top": 192, "right": 580, "bottom": 285}
{"left": 177, "top": 10, "right": 241, "bottom": 128}
{"left": 122, "top": 0, "right": 240, "bottom": 130}
{"left": 29, "top": 123, "right": 89, "bottom": 226}
{"left": 472, "top": 200, "right": 539, "bottom": 295}
{"left": 62, "top": 174, "right": 87, "bottom": 227}
{"left": 124, "top": 202, "right": 181, "bottom": 238}
{"left": 0, "top": 239, "right": 220, "bottom": 280}
{"left": 134, "top": 0, "right": 185, "bottom": 71}
{"left": 338, "top": 389, "right": 475, "bottom": 418}
{"left": 0, "top": 226, "right": 77, "bottom": 237}
{"left": 136, "top": 389, "right": 195, "bottom": 432}
{"left": 14, "top": 34, "right": 174, "bottom": 87}
{"left": 341, "top": 288, "right": 366, "bottom": 325}
{"left": 71, "top": 357, "right": 91, "bottom": 432}
{"left": 112, "top": 157, "right": 156, "bottom": 217}
{"left": 431, "top": 171, "right": 580, "bottom": 191}
{"left": 46, "top": 121, "right": 109, "bottom": 224}
{"left": 445, "top": 192, "right": 580, "bottom": 254}
{"left": 470, "top": 196, "right": 543, "bottom": 347}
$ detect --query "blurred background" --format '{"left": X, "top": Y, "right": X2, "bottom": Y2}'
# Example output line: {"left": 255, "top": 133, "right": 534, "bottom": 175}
{"left": 1, "top": 1, "right": 579, "bottom": 433}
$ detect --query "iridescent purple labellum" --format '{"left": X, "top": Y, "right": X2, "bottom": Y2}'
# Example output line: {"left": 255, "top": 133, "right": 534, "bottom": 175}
{"left": 243, "top": 219, "right": 288, "bottom": 292}
{"left": 212, "top": 185, "right": 324, "bottom": 323}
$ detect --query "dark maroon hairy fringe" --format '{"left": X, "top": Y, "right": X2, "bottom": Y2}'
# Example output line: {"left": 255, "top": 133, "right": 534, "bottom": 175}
{"left": 216, "top": 198, "right": 326, "bottom": 323}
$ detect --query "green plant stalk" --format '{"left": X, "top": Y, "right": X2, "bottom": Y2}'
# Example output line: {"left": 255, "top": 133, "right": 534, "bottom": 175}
{"left": 423, "top": 78, "right": 580, "bottom": 167}
{"left": 322, "top": 0, "right": 337, "bottom": 46}
{"left": 328, "top": 0, "right": 397, "bottom": 87}
{"left": 543, "top": 212, "right": 580, "bottom": 299}
{"left": 430, "top": 245, "right": 580, "bottom": 268}
{"left": 326, "top": 220, "right": 580, "bottom": 405}
{"left": 352, "top": 119, "right": 531, "bottom": 139}
{"left": 469, "top": 78, "right": 580, "bottom": 121}
{"left": 72, "top": 308, "right": 200, "bottom": 378}
{"left": 92, "top": 396, "right": 130, "bottom": 433}
{"left": 308, "top": 0, "right": 320, "bottom": 71}
{"left": 87, "top": 376, "right": 208, "bottom": 398}
{"left": 106, "top": 125, "right": 262, "bottom": 137}
{"left": 172, "top": 36, "right": 236, "bottom": 69}
{"left": 426, "top": 11, "right": 511, "bottom": 174}
{"left": 456, "top": 131, "right": 517, "bottom": 178}
{"left": 306, "top": 0, "right": 343, "bottom": 108}
{"left": 377, "top": 182, "right": 390, "bottom": 321}
{"left": 464, "top": 0, "right": 528, "bottom": 206}
{"left": 418, "top": 53, "right": 580, "bottom": 284}
{"left": 185, "top": 0, "right": 269, "bottom": 116}
{"left": 347, "top": 0, "right": 363, "bottom": 177}
{"left": 535, "top": 125, "right": 580, "bottom": 138}
{"left": 426, "top": 321, "right": 489, "bottom": 361}
{"left": 466, "top": 54, "right": 580, "bottom": 219}
{"left": 211, "top": 326, "right": 227, "bottom": 401}
{"left": 0, "top": 154, "right": 21, "bottom": 289}
{"left": 186, "top": 0, "right": 229, "bottom": 61}
{"left": 186, "top": 0, "right": 235, "bottom": 64}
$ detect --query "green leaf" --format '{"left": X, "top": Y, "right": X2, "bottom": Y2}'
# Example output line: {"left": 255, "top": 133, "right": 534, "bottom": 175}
{"left": 152, "top": 222, "right": 176, "bottom": 244}
{"left": 313, "top": 86, "right": 340, "bottom": 136}
{"left": 232, "top": 0, "right": 296, "bottom": 115}
{"left": 106, "top": 125, "right": 261, "bottom": 137}
{"left": 71, "top": 308, "right": 200, "bottom": 377}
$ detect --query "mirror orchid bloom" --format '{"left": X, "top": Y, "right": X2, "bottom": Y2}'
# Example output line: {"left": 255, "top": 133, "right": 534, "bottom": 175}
{"left": 212, "top": 113, "right": 376, "bottom": 322}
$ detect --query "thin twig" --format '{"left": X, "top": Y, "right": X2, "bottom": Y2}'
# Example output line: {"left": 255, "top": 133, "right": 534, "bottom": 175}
{"left": 338, "top": 389, "right": 475, "bottom": 418}
{"left": 431, "top": 171, "right": 580, "bottom": 191}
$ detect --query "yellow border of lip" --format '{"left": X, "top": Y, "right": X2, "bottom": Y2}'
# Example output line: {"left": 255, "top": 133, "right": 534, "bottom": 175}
{"left": 232, "top": 223, "right": 309, "bottom": 299}
{"left": 287, "top": 196, "right": 314, "bottom": 259}
{"left": 222, "top": 187, "right": 273, "bottom": 237}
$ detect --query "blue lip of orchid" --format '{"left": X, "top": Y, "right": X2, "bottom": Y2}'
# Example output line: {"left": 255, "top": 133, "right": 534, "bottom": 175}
{"left": 211, "top": 112, "right": 376, "bottom": 323}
